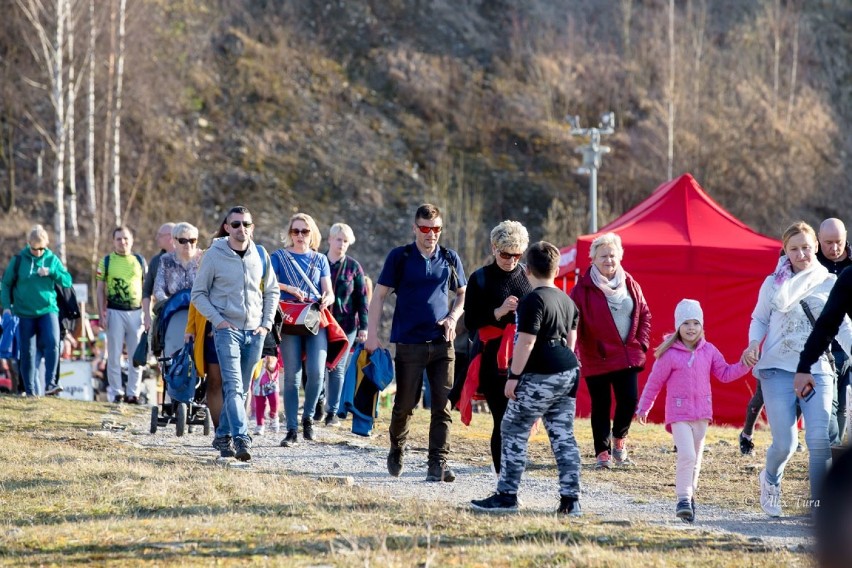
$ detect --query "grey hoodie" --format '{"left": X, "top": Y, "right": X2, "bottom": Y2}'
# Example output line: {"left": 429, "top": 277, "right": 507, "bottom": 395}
{"left": 191, "top": 237, "right": 279, "bottom": 330}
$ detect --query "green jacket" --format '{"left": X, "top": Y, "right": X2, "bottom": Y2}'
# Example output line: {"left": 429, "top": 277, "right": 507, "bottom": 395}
{"left": 0, "top": 247, "right": 73, "bottom": 318}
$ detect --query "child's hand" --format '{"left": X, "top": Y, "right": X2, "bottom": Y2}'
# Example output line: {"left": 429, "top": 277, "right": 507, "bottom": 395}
{"left": 637, "top": 412, "right": 648, "bottom": 425}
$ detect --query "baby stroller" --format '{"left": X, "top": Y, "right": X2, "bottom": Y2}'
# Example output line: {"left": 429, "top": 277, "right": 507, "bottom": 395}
{"left": 150, "top": 339, "right": 212, "bottom": 437}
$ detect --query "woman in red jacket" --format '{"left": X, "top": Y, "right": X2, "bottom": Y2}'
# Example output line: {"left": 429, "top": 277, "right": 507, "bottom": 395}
{"left": 570, "top": 232, "right": 651, "bottom": 469}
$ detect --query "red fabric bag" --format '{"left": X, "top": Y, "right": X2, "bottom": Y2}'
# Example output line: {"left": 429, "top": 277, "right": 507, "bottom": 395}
{"left": 279, "top": 300, "right": 321, "bottom": 336}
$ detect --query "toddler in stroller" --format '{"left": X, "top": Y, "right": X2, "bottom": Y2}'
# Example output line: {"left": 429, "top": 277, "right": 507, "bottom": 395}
{"left": 150, "top": 339, "right": 211, "bottom": 437}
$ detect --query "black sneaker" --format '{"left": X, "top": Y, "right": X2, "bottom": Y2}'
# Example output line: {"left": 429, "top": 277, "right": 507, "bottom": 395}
{"left": 739, "top": 432, "right": 754, "bottom": 456}
{"left": 302, "top": 418, "right": 315, "bottom": 441}
{"left": 45, "top": 385, "right": 63, "bottom": 396}
{"left": 212, "top": 436, "right": 236, "bottom": 458}
{"left": 280, "top": 429, "right": 298, "bottom": 447}
{"left": 426, "top": 461, "right": 456, "bottom": 482}
{"left": 234, "top": 436, "right": 252, "bottom": 461}
{"left": 123, "top": 395, "right": 140, "bottom": 405}
{"left": 387, "top": 446, "right": 405, "bottom": 477}
{"left": 313, "top": 398, "right": 325, "bottom": 422}
{"left": 676, "top": 499, "right": 694, "bottom": 523}
{"left": 557, "top": 495, "right": 582, "bottom": 517}
{"left": 324, "top": 412, "right": 340, "bottom": 427}
{"left": 471, "top": 492, "right": 519, "bottom": 513}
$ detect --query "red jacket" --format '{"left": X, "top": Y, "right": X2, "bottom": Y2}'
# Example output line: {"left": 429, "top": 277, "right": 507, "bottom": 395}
{"left": 570, "top": 268, "right": 652, "bottom": 378}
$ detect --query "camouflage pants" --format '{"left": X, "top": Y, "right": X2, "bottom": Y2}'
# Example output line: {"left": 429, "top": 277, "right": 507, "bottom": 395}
{"left": 497, "top": 368, "right": 581, "bottom": 497}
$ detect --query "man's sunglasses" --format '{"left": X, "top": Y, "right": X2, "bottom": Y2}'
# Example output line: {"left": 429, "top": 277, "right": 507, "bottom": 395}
{"left": 498, "top": 251, "right": 522, "bottom": 260}
{"left": 229, "top": 220, "right": 253, "bottom": 229}
{"left": 416, "top": 225, "right": 442, "bottom": 234}
{"left": 290, "top": 228, "right": 311, "bottom": 236}
{"left": 177, "top": 237, "right": 198, "bottom": 245}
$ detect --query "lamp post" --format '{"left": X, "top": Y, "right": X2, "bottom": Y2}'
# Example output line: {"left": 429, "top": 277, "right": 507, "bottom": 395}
{"left": 567, "top": 112, "right": 615, "bottom": 234}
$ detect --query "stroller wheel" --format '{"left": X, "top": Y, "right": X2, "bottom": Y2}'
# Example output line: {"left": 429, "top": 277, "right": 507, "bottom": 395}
{"left": 203, "top": 409, "right": 212, "bottom": 436}
{"left": 175, "top": 403, "right": 187, "bottom": 437}
{"left": 150, "top": 406, "right": 159, "bottom": 434}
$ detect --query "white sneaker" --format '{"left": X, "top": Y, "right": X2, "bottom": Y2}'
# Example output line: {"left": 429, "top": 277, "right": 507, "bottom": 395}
{"left": 270, "top": 420, "right": 280, "bottom": 434}
{"left": 759, "top": 469, "right": 782, "bottom": 517}
{"left": 254, "top": 424, "right": 265, "bottom": 436}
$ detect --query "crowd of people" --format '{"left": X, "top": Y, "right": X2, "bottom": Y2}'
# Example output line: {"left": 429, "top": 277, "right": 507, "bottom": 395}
{"left": 1, "top": 206, "right": 850, "bottom": 530}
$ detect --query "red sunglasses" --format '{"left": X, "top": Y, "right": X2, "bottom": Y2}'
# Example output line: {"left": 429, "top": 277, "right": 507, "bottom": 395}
{"left": 498, "top": 251, "right": 522, "bottom": 260}
{"left": 416, "top": 225, "right": 442, "bottom": 234}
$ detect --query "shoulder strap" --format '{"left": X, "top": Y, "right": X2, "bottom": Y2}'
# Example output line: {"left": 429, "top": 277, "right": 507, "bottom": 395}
{"left": 440, "top": 246, "right": 459, "bottom": 290}
{"left": 103, "top": 253, "right": 110, "bottom": 281}
{"left": 279, "top": 249, "right": 321, "bottom": 298}
{"left": 475, "top": 266, "right": 486, "bottom": 290}
{"left": 134, "top": 253, "right": 145, "bottom": 272}
{"left": 800, "top": 299, "right": 836, "bottom": 371}
{"left": 255, "top": 244, "right": 268, "bottom": 290}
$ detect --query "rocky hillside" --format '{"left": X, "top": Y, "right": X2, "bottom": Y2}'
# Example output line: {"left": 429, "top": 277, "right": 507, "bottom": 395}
{"left": 1, "top": 0, "right": 850, "bottom": 282}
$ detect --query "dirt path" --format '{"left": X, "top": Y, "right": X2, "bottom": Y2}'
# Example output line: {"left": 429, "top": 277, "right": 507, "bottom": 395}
{"left": 107, "top": 407, "right": 813, "bottom": 553}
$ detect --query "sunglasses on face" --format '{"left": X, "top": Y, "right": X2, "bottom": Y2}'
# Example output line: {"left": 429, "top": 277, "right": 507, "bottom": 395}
{"left": 498, "top": 251, "right": 522, "bottom": 260}
{"left": 30, "top": 246, "right": 46, "bottom": 252}
{"left": 290, "top": 228, "right": 311, "bottom": 236}
{"left": 229, "top": 220, "right": 253, "bottom": 229}
{"left": 416, "top": 225, "right": 442, "bottom": 234}
{"left": 177, "top": 237, "right": 198, "bottom": 245}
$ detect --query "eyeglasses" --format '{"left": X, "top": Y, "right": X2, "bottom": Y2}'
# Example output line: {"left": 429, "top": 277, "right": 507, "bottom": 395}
{"left": 290, "top": 229, "right": 311, "bottom": 236}
{"left": 416, "top": 225, "right": 442, "bottom": 234}
{"left": 229, "top": 220, "right": 253, "bottom": 229}
{"left": 30, "top": 246, "right": 46, "bottom": 252}
{"left": 497, "top": 251, "right": 522, "bottom": 260}
{"left": 177, "top": 237, "right": 198, "bottom": 245}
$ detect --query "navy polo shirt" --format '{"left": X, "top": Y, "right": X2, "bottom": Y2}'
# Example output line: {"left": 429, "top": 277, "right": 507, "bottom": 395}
{"left": 377, "top": 243, "right": 467, "bottom": 344}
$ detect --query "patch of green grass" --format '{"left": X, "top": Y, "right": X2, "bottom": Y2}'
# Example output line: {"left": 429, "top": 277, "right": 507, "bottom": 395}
{"left": 0, "top": 396, "right": 809, "bottom": 566}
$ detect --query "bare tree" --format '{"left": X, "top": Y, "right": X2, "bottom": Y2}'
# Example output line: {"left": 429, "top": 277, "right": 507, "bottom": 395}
{"left": 86, "top": 0, "right": 98, "bottom": 243}
{"left": 111, "top": 0, "right": 126, "bottom": 226}
{"left": 66, "top": 0, "right": 79, "bottom": 237}
{"left": 15, "top": 0, "right": 69, "bottom": 261}
{"left": 785, "top": 15, "right": 800, "bottom": 129}
{"left": 100, "top": 0, "right": 115, "bottom": 231}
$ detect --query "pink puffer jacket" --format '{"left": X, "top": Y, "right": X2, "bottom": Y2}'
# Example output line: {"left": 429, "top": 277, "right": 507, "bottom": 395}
{"left": 637, "top": 338, "right": 750, "bottom": 431}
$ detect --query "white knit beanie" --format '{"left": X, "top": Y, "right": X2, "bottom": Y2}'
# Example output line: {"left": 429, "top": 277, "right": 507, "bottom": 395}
{"left": 674, "top": 299, "right": 704, "bottom": 330}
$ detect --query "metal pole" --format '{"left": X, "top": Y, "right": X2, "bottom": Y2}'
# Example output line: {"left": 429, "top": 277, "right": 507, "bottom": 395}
{"left": 589, "top": 164, "right": 598, "bottom": 233}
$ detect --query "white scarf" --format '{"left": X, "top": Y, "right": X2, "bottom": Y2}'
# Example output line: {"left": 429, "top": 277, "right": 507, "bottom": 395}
{"left": 769, "top": 256, "right": 829, "bottom": 314}
{"left": 591, "top": 264, "right": 629, "bottom": 303}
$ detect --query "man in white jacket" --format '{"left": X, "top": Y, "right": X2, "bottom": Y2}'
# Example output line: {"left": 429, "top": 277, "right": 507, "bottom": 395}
{"left": 191, "top": 206, "right": 279, "bottom": 460}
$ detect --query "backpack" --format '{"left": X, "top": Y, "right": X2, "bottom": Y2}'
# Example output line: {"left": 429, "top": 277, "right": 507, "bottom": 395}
{"left": 255, "top": 243, "right": 285, "bottom": 344}
{"left": 10, "top": 255, "right": 80, "bottom": 339}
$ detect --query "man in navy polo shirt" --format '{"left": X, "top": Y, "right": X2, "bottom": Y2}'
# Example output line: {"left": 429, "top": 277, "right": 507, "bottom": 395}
{"left": 366, "top": 203, "right": 467, "bottom": 482}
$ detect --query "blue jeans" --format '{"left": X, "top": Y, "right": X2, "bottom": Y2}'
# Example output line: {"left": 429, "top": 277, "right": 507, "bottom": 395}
{"left": 213, "top": 328, "right": 264, "bottom": 440}
{"left": 759, "top": 368, "right": 832, "bottom": 499}
{"left": 280, "top": 330, "right": 328, "bottom": 430}
{"left": 325, "top": 330, "right": 356, "bottom": 416}
{"left": 18, "top": 312, "right": 60, "bottom": 396}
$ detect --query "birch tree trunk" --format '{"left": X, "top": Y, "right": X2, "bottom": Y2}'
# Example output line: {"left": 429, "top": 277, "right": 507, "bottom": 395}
{"left": 66, "top": 0, "right": 79, "bottom": 238}
{"left": 111, "top": 0, "right": 126, "bottom": 226}
{"left": 87, "top": 0, "right": 100, "bottom": 270}
{"left": 54, "top": 0, "right": 67, "bottom": 263}
{"left": 101, "top": 0, "right": 115, "bottom": 230}
{"left": 785, "top": 17, "right": 800, "bottom": 129}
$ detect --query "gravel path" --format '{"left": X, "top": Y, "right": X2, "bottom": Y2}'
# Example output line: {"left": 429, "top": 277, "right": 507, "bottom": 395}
{"left": 111, "top": 408, "right": 812, "bottom": 552}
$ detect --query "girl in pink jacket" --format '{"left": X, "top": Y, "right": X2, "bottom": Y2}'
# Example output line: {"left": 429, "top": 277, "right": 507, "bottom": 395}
{"left": 637, "top": 299, "right": 752, "bottom": 523}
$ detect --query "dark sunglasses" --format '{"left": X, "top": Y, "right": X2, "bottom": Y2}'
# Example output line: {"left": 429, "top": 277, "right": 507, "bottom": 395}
{"left": 416, "top": 225, "right": 442, "bottom": 234}
{"left": 177, "top": 237, "right": 198, "bottom": 245}
{"left": 30, "top": 246, "right": 46, "bottom": 252}
{"left": 498, "top": 251, "right": 522, "bottom": 260}
{"left": 290, "top": 228, "right": 311, "bottom": 236}
{"left": 229, "top": 220, "right": 253, "bottom": 229}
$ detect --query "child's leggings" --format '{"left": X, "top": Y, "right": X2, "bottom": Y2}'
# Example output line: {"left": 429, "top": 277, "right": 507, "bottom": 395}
{"left": 671, "top": 420, "right": 708, "bottom": 501}
{"left": 254, "top": 393, "right": 279, "bottom": 426}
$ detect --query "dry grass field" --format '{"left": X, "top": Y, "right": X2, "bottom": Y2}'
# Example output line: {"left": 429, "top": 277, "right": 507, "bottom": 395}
{"left": 0, "top": 395, "right": 813, "bottom": 566}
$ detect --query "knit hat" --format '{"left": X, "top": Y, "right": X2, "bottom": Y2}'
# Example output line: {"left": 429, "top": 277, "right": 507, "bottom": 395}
{"left": 674, "top": 299, "right": 704, "bottom": 330}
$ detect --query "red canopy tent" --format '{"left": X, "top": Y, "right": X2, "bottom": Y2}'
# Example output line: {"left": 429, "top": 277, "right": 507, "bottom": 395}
{"left": 556, "top": 245, "right": 577, "bottom": 293}
{"left": 572, "top": 173, "right": 782, "bottom": 426}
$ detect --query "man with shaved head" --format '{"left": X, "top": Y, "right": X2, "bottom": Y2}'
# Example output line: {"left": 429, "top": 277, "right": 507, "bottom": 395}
{"left": 817, "top": 218, "right": 852, "bottom": 445}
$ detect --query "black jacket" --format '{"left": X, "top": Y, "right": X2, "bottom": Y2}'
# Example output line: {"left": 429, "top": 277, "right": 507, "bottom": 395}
{"left": 797, "top": 266, "right": 852, "bottom": 372}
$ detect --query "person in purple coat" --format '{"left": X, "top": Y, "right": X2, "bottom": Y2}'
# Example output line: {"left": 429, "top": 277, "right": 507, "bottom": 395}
{"left": 637, "top": 299, "right": 752, "bottom": 523}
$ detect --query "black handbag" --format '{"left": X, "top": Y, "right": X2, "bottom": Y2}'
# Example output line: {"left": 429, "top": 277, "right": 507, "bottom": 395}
{"left": 132, "top": 331, "right": 150, "bottom": 368}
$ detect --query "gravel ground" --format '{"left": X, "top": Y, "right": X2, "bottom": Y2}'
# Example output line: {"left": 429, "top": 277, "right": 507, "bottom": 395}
{"left": 113, "top": 408, "right": 813, "bottom": 553}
